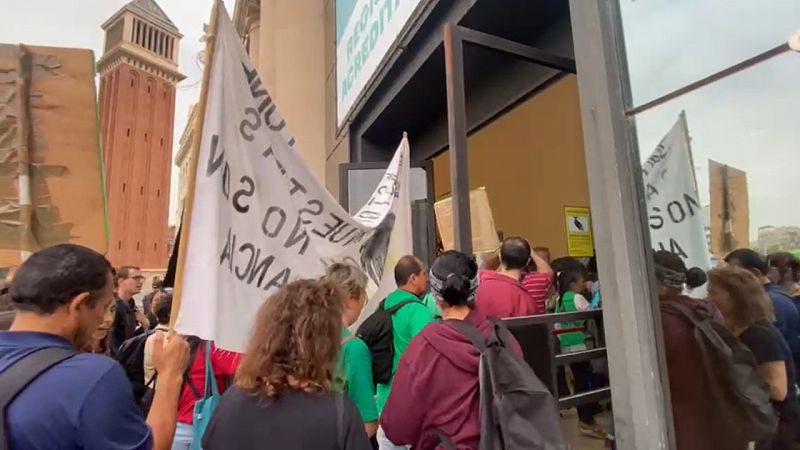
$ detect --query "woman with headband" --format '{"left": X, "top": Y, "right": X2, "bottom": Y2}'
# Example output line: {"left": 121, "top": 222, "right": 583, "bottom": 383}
{"left": 379, "top": 250, "right": 522, "bottom": 449}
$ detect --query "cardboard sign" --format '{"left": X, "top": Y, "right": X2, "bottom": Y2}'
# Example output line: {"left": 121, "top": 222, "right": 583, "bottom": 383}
{"left": 434, "top": 187, "right": 500, "bottom": 254}
{"left": 0, "top": 44, "right": 107, "bottom": 268}
{"left": 709, "top": 159, "right": 749, "bottom": 255}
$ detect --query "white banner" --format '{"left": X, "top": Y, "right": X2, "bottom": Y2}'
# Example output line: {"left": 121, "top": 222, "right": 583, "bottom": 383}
{"left": 176, "top": 6, "right": 412, "bottom": 352}
{"left": 643, "top": 113, "right": 710, "bottom": 272}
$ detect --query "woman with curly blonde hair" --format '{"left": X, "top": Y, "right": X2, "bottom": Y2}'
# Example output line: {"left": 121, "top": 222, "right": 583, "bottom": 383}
{"left": 201, "top": 279, "right": 372, "bottom": 450}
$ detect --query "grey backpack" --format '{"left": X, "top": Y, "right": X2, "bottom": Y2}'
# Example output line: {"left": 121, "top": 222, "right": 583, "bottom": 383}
{"left": 440, "top": 318, "right": 567, "bottom": 450}
{"left": 664, "top": 300, "right": 778, "bottom": 443}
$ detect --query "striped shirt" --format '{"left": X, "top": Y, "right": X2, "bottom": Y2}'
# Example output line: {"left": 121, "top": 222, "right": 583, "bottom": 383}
{"left": 521, "top": 271, "right": 554, "bottom": 315}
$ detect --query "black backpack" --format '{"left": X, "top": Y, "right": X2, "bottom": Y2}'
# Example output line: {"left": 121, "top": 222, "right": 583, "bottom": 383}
{"left": 116, "top": 330, "right": 156, "bottom": 403}
{"left": 664, "top": 300, "right": 778, "bottom": 442}
{"left": 441, "top": 318, "right": 567, "bottom": 450}
{"left": 356, "top": 298, "right": 419, "bottom": 385}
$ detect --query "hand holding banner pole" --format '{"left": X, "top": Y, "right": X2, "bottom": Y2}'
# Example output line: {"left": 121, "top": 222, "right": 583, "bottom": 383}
{"left": 169, "top": 0, "right": 222, "bottom": 331}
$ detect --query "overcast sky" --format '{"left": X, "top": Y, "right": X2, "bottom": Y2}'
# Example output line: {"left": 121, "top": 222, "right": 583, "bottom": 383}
{"left": 0, "top": 0, "right": 224, "bottom": 225}
{"left": 621, "top": 0, "right": 800, "bottom": 240}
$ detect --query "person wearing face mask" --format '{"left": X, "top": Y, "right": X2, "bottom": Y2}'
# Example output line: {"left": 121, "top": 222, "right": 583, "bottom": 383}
{"left": 323, "top": 263, "right": 379, "bottom": 439}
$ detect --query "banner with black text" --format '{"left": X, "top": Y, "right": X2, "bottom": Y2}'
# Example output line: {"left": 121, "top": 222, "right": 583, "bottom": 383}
{"left": 175, "top": 6, "right": 412, "bottom": 352}
{"left": 642, "top": 112, "right": 710, "bottom": 272}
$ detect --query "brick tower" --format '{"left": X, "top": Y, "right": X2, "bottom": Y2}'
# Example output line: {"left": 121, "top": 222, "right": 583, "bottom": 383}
{"left": 97, "top": 0, "right": 184, "bottom": 269}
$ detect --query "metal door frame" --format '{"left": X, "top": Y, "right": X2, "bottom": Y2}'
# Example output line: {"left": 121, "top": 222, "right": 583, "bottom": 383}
{"left": 442, "top": 23, "right": 577, "bottom": 254}
{"left": 339, "top": 160, "right": 436, "bottom": 266}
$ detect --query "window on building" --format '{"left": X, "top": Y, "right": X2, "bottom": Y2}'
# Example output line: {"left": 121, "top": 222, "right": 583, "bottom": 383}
{"left": 126, "top": 128, "right": 130, "bottom": 137}
{"left": 136, "top": 242, "right": 140, "bottom": 251}
{"left": 140, "top": 186, "right": 144, "bottom": 195}
{"left": 122, "top": 183, "right": 126, "bottom": 193}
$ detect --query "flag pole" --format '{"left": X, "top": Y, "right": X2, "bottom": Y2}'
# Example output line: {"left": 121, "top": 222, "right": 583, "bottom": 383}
{"left": 170, "top": 0, "right": 222, "bottom": 330}
{"left": 679, "top": 110, "right": 700, "bottom": 192}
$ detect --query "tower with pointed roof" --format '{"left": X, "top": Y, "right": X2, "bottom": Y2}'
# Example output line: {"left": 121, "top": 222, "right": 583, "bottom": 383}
{"left": 98, "top": 0, "right": 184, "bottom": 269}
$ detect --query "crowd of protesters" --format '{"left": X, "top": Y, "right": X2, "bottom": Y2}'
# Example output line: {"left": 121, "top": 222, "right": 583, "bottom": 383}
{"left": 2, "top": 239, "right": 800, "bottom": 449}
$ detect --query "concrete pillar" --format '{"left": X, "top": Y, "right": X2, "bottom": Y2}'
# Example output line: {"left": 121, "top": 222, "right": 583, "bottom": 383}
{"left": 255, "top": 0, "right": 327, "bottom": 181}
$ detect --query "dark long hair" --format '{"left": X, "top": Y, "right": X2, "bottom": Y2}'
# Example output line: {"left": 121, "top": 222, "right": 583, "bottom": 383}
{"left": 556, "top": 271, "right": 585, "bottom": 299}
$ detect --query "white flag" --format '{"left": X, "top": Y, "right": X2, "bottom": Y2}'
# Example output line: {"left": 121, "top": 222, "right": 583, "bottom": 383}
{"left": 175, "top": 6, "right": 412, "bottom": 352}
{"left": 642, "top": 113, "right": 710, "bottom": 272}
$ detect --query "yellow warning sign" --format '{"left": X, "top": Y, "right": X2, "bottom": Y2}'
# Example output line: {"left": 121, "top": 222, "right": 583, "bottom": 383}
{"left": 564, "top": 206, "right": 594, "bottom": 257}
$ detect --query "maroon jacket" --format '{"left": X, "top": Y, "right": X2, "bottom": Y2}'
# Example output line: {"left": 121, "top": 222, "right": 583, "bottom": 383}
{"left": 381, "top": 310, "right": 522, "bottom": 450}
{"left": 475, "top": 271, "right": 535, "bottom": 318}
{"left": 661, "top": 294, "right": 747, "bottom": 450}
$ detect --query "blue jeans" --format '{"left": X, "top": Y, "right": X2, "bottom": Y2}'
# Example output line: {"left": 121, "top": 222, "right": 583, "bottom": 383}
{"left": 377, "top": 426, "right": 409, "bottom": 450}
{"left": 172, "top": 422, "right": 193, "bottom": 450}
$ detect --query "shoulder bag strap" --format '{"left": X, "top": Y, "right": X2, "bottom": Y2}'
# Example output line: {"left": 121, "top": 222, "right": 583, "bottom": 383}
{"left": 664, "top": 300, "right": 730, "bottom": 352}
{"left": 486, "top": 316, "right": 514, "bottom": 348}
{"left": 434, "top": 429, "right": 458, "bottom": 450}
{"left": 184, "top": 340, "right": 202, "bottom": 399}
{"left": 203, "top": 341, "right": 219, "bottom": 398}
{"left": 446, "top": 319, "right": 487, "bottom": 351}
{"left": 386, "top": 299, "right": 418, "bottom": 315}
{"left": 0, "top": 347, "right": 76, "bottom": 450}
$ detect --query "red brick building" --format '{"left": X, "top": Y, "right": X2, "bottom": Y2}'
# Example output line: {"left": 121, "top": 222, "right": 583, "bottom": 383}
{"left": 97, "top": 0, "right": 184, "bottom": 269}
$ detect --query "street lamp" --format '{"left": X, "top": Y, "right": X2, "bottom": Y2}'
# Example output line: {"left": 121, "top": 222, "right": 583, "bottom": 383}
{"left": 790, "top": 30, "right": 800, "bottom": 52}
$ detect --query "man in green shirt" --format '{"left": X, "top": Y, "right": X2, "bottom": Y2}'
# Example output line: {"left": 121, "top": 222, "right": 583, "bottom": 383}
{"left": 377, "top": 256, "right": 435, "bottom": 449}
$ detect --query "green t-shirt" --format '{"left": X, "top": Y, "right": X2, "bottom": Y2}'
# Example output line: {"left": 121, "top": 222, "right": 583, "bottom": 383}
{"left": 336, "top": 328, "right": 378, "bottom": 422}
{"left": 555, "top": 291, "right": 587, "bottom": 351}
{"left": 421, "top": 292, "right": 442, "bottom": 320}
{"left": 375, "top": 289, "right": 435, "bottom": 413}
